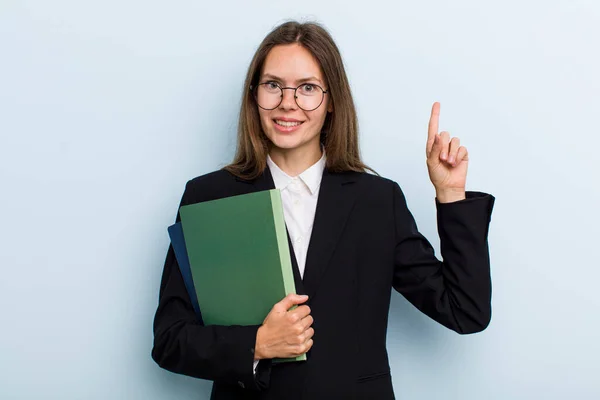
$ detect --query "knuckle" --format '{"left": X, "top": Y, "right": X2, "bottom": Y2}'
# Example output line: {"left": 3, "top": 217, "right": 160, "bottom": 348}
{"left": 287, "top": 313, "right": 299, "bottom": 324}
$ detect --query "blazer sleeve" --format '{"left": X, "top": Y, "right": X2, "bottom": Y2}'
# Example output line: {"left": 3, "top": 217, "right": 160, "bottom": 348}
{"left": 391, "top": 182, "right": 495, "bottom": 334}
{"left": 151, "top": 181, "right": 272, "bottom": 391}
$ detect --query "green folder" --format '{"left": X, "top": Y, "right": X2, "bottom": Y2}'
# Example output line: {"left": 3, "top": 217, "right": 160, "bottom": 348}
{"left": 179, "top": 189, "right": 305, "bottom": 362}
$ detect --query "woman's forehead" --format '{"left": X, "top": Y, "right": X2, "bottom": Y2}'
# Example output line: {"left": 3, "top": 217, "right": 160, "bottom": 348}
{"left": 262, "top": 44, "right": 325, "bottom": 83}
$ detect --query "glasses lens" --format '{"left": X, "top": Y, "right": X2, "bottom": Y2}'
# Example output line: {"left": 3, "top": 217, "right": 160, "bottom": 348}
{"left": 256, "top": 83, "right": 282, "bottom": 109}
{"left": 296, "top": 84, "right": 324, "bottom": 111}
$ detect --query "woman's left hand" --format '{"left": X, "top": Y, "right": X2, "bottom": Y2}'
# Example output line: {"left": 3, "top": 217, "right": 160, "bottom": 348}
{"left": 425, "top": 102, "right": 468, "bottom": 203}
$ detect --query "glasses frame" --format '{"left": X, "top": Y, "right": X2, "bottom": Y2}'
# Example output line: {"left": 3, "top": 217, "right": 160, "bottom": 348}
{"left": 250, "top": 82, "right": 329, "bottom": 111}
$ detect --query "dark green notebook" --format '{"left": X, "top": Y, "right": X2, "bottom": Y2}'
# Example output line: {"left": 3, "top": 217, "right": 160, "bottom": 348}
{"left": 179, "top": 189, "right": 305, "bottom": 362}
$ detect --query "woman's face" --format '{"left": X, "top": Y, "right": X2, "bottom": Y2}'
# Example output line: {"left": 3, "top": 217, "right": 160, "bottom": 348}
{"left": 257, "top": 43, "right": 331, "bottom": 154}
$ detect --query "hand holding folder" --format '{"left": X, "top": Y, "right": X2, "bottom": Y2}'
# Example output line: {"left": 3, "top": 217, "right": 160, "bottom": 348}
{"left": 168, "top": 189, "right": 306, "bottom": 362}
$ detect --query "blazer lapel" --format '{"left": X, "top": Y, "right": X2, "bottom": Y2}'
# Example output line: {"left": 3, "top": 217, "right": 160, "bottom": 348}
{"left": 302, "top": 169, "right": 361, "bottom": 300}
{"left": 234, "top": 168, "right": 306, "bottom": 295}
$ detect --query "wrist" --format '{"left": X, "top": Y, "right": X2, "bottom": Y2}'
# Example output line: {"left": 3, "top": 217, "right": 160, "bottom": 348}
{"left": 254, "top": 326, "right": 265, "bottom": 361}
{"left": 435, "top": 188, "right": 466, "bottom": 203}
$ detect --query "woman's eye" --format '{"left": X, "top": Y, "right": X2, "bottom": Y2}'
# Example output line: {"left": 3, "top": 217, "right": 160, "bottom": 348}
{"left": 301, "top": 84, "right": 315, "bottom": 92}
{"left": 266, "top": 82, "right": 279, "bottom": 89}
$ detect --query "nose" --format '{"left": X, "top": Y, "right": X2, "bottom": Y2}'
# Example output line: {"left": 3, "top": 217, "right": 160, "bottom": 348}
{"left": 279, "top": 87, "right": 298, "bottom": 110}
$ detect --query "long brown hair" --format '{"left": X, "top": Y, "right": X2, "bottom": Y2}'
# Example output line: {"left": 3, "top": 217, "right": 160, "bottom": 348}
{"left": 224, "top": 20, "right": 376, "bottom": 180}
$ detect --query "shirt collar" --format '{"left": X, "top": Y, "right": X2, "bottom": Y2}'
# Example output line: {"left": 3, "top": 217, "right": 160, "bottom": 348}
{"left": 266, "top": 149, "right": 327, "bottom": 195}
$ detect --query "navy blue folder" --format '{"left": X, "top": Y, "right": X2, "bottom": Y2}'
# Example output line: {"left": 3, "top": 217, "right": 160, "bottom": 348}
{"left": 168, "top": 222, "right": 202, "bottom": 319}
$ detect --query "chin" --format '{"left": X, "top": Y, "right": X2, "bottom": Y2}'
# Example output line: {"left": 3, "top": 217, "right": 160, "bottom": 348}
{"left": 267, "top": 135, "right": 304, "bottom": 151}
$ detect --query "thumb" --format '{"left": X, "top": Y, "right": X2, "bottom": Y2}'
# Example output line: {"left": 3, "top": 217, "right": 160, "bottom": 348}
{"left": 276, "top": 293, "right": 309, "bottom": 311}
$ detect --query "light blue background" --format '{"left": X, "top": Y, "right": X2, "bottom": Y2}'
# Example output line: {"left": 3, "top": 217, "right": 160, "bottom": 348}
{"left": 1, "top": 1, "right": 598, "bottom": 399}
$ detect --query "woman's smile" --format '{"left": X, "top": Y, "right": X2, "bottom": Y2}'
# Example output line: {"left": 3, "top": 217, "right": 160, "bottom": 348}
{"left": 273, "top": 117, "right": 305, "bottom": 133}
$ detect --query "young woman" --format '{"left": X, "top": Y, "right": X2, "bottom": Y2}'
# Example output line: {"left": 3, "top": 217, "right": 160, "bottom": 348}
{"left": 152, "top": 21, "right": 495, "bottom": 400}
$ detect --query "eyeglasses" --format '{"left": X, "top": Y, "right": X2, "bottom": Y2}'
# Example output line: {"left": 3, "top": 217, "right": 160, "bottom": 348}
{"left": 250, "top": 81, "right": 328, "bottom": 111}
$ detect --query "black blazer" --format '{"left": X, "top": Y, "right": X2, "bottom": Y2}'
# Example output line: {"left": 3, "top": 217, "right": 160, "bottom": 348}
{"left": 151, "top": 167, "right": 495, "bottom": 400}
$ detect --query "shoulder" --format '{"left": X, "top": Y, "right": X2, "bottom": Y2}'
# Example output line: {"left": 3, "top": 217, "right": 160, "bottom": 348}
{"left": 336, "top": 170, "right": 402, "bottom": 208}
{"left": 180, "top": 169, "right": 238, "bottom": 205}
{"left": 351, "top": 172, "right": 413, "bottom": 217}
{"left": 352, "top": 170, "right": 399, "bottom": 192}
{"left": 187, "top": 168, "right": 236, "bottom": 189}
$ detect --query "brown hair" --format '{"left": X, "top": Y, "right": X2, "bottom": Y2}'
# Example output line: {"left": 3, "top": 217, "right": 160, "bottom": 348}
{"left": 224, "top": 20, "right": 376, "bottom": 180}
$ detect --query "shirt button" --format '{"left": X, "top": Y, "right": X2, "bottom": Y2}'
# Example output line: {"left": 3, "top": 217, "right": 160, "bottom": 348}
{"left": 238, "top": 381, "right": 245, "bottom": 389}
{"left": 293, "top": 199, "right": 300, "bottom": 206}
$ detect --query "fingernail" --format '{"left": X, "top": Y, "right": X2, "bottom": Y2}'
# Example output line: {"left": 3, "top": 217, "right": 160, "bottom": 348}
{"left": 449, "top": 155, "right": 455, "bottom": 164}
{"left": 441, "top": 152, "right": 447, "bottom": 160}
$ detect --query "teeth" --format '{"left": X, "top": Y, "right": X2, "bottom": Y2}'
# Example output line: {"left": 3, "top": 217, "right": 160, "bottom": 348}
{"left": 275, "top": 120, "right": 302, "bottom": 127}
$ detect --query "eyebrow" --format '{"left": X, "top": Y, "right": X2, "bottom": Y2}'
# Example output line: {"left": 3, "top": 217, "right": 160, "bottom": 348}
{"left": 261, "top": 73, "right": 324, "bottom": 85}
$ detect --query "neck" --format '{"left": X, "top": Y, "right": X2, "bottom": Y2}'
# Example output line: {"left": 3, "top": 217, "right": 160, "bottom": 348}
{"left": 268, "top": 143, "right": 322, "bottom": 177}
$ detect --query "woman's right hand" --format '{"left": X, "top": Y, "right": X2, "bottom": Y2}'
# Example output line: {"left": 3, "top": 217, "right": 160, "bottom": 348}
{"left": 254, "top": 293, "right": 314, "bottom": 360}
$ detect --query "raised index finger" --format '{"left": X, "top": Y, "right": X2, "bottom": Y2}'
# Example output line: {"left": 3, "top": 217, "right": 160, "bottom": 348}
{"left": 427, "top": 102, "right": 440, "bottom": 157}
